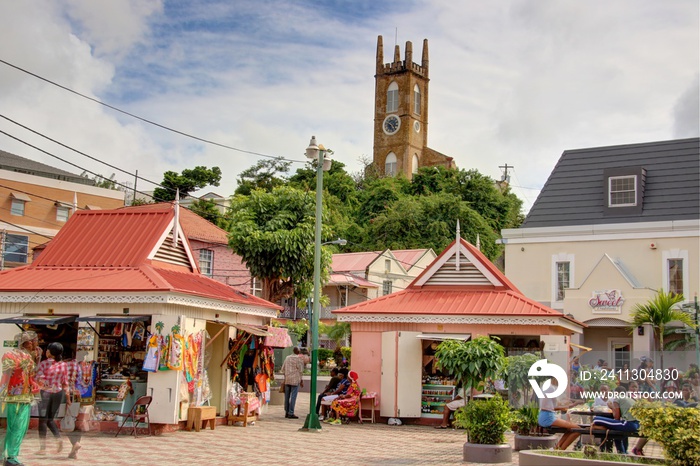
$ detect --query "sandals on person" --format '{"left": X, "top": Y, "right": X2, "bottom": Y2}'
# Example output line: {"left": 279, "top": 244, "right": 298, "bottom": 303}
{"left": 434, "top": 425, "right": 448, "bottom": 429}
{"left": 631, "top": 448, "right": 645, "bottom": 456}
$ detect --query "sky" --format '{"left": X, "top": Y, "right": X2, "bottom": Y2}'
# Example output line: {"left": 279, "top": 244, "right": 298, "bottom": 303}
{"left": 0, "top": 0, "right": 698, "bottom": 213}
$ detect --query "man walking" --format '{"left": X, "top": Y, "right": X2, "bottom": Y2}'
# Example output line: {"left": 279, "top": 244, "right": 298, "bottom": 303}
{"left": 281, "top": 347, "right": 305, "bottom": 419}
{"left": 0, "top": 332, "right": 40, "bottom": 466}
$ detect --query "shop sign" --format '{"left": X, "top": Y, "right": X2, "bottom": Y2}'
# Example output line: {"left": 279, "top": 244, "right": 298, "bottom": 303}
{"left": 3, "top": 340, "right": 18, "bottom": 348}
{"left": 589, "top": 289, "right": 624, "bottom": 313}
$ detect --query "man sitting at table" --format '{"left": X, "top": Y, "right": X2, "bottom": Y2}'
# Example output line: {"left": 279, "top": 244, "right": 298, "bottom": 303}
{"left": 591, "top": 385, "right": 639, "bottom": 454}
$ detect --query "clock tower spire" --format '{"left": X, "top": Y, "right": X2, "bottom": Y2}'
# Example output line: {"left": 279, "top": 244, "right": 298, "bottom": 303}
{"left": 372, "top": 35, "right": 453, "bottom": 179}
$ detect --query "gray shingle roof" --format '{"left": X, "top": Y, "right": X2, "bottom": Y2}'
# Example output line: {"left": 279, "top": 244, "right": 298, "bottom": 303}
{"left": 523, "top": 138, "right": 700, "bottom": 227}
{"left": 0, "top": 149, "right": 93, "bottom": 185}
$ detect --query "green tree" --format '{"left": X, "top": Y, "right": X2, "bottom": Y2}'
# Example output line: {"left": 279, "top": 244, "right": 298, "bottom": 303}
{"left": 153, "top": 166, "right": 222, "bottom": 202}
{"left": 629, "top": 290, "right": 694, "bottom": 369}
{"left": 226, "top": 186, "right": 334, "bottom": 303}
{"left": 434, "top": 336, "right": 505, "bottom": 393}
{"left": 189, "top": 198, "right": 225, "bottom": 227}
{"left": 234, "top": 157, "right": 291, "bottom": 196}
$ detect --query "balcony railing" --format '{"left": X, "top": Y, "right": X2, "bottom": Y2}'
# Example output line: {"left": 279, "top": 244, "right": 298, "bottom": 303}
{"left": 277, "top": 305, "right": 341, "bottom": 320}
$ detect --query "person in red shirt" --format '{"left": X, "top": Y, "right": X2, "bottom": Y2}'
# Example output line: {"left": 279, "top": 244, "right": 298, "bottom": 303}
{"left": 35, "top": 342, "right": 71, "bottom": 456}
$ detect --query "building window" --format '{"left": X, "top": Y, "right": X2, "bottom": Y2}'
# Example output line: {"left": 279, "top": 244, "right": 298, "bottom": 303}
{"left": 412, "top": 154, "right": 419, "bottom": 174}
{"left": 556, "top": 261, "right": 570, "bottom": 301}
{"left": 386, "top": 82, "right": 399, "bottom": 113}
{"left": 56, "top": 206, "right": 70, "bottom": 222}
{"left": 385, "top": 152, "right": 397, "bottom": 176}
{"left": 608, "top": 175, "right": 637, "bottom": 207}
{"left": 413, "top": 84, "right": 421, "bottom": 114}
{"left": 3, "top": 234, "right": 28, "bottom": 263}
{"left": 382, "top": 280, "right": 393, "bottom": 296}
{"left": 668, "top": 259, "right": 683, "bottom": 296}
{"left": 385, "top": 259, "right": 391, "bottom": 273}
{"left": 251, "top": 277, "right": 262, "bottom": 297}
{"left": 10, "top": 199, "right": 25, "bottom": 216}
{"left": 199, "top": 249, "right": 213, "bottom": 277}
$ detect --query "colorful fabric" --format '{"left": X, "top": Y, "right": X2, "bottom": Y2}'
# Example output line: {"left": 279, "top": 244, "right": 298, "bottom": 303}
{"left": 36, "top": 359, "right": 69, "bottom": 394}
{"left": 0, "top": 348, "right": 38, "bottom": 404}
{"left": 143, "top": 335, "right": 160, "bottom": 372}
{"left": 331, "top": 381, "right": 361, "bottom": 418}
{"left": 264, "top": 327, "right": 293, "bottom": 348}
{"left": 3, "top": 402, "right": 30, "bottom": 461}
{"left": 78, "top": 361, "right": 96, "bottom": 400}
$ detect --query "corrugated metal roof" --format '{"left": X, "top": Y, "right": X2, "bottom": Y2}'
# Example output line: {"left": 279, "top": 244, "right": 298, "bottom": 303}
{"left": 33, "top": 210, "right": 173, "bottom": 268}
{"left": 524, "top": 138, "right": 700, "bottom": 228}
{"left": 392, "top": 249, "right": 430, "bottom": 270}
{"left": 331, "top": 251, "right": 382, "bottom": 272}
{"left": 0, "top": 150, "right": 92, "bottom": 185}
{"left": 121, "top": 203, "right": 229, "bottom": 244}
{"left": 328, "top": 273, "right": 379, "bottom": 288}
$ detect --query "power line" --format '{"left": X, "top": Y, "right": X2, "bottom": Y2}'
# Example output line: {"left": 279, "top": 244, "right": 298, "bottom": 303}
{"left": 0, "top": 59, "right": 307, "bottom": 164}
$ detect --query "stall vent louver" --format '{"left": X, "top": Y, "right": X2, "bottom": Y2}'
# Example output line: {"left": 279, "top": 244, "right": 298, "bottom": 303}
{"left": 153, "top": 233, "right": 191, "bottom": 268}
{"left": 424, "top": 254, "right": 491, "bottom": 286}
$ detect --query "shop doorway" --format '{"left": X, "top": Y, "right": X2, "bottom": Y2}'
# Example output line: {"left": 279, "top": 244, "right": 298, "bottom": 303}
{"left": 205, "top": 321, "right": 226, "bottom": 415}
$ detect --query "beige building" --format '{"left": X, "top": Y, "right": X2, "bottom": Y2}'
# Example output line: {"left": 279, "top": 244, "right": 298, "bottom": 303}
{"left": 0, "top": 150, "right": 125, "bottom": 268}
{"left": 501, "top": 138, "right": 699, "bottom": 370}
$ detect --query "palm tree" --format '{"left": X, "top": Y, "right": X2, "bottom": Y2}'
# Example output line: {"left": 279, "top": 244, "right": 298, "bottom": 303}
{"left": 629, "top": 290, "right": 694, "bottom": 369}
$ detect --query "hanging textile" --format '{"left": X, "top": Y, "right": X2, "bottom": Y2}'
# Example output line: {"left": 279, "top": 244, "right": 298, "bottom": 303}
{"left": 158, "top": 334, "right": 170, "bottom": 371}
{"left": 167, "top": 331, "right": 185, "bottom": 371}
{"left": 142, "top": 334, "right": 160, "bottom": 372}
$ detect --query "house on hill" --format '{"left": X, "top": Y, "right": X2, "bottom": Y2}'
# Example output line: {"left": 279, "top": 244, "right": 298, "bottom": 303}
{"left": 0, "top": 203, "right": 281, "bottom": 427}
{"left": 500, "top": 138, "right": 699, "bottom": 370}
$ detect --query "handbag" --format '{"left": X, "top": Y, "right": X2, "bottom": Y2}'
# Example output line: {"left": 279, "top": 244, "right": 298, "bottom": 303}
{"left": 61, "top": 400, "right": 80, "bottom": 432}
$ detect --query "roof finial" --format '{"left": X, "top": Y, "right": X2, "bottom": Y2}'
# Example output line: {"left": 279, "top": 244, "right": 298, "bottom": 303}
{"left": 455, "top": 219, "right": 461, "bottom": 271}
{"left": 173, "top": 189, "right": 180, "bottom": 246}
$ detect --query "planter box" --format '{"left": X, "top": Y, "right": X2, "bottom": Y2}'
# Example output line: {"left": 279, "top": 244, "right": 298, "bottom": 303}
{"left": 514, "top": 434, "right": 557, "bottom": 451}
{"left": 463, "top": 443, "right": 512, "bottom": 464}
{"left": 520, "top": 450, "right": 653, "bottom": 466}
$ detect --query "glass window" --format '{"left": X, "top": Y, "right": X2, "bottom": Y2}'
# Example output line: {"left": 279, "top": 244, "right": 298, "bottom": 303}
{"left": 413, "top": 84, "right": 421, "bottom": 114}
{"left": 412, "top": 154, "right": 419, "bottom": 174}
{"left": 4, "top": 234, "right": 28, "bottom": 263}
{"left": 385, "top": 259, "right": 391, "bottom": 273}
{"left": 56, "top": 206, "right": 70, "bottom": 222}
{"left": 668, "top": 259, "right": 683, "bottom": 296}
{"left": 386, "top": 82, "right": 399, "bottom": 113}
{"left": 382, "top": 280, "right": 392, "bottom": 296}
{"left": 556, "top": 261, "right": 570, "bottom": 301}
{"left": 609, "top": 175, "right": 637, "bottom": 206}
{"left": 10, "top": 199, "right": 25, "bottom": 216}
{"left": 251, "top": 277, "right": 262, "bottom": 297}
{"left": 199, "top": 249, "right": 213, "bottom": 277}
{"left": 385, "top": 152, "right": 397, "bottom": 176}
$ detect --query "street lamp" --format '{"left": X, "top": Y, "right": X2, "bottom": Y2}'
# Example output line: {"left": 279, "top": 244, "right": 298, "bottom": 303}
{"left": 301, "top": 136, "right": 332, "bottom": 431}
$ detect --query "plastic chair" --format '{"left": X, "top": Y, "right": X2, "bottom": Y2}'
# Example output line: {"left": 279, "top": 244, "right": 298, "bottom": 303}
{"left": 115, "top": 395, "right": 152, "bottom": 437}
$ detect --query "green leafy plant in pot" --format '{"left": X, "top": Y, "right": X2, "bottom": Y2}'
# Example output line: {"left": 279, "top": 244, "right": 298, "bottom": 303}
{"left": 455, "top": 394, "right": 512, "bottom": 444}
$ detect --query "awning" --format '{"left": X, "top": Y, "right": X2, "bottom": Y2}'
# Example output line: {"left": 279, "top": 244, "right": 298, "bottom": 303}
{"left": 0, "top": 315, "right": 76, "bottom": 325}
{"left": 416, "top": 333, "right": 471, "bottom": 341}
{"left": 10, "top": 192, "right": 31, "bottom": 202}
{"left": 235, "top": 324, "right": 272, "bottom": 337}
{"left": 570, "top": 343, "right": 592, "bottom": 353}
{"left": 76, "top": 315, "right": 150, "bottom": 323}
{"left": 264, "top": 326, "right": 293, "bottom": 348}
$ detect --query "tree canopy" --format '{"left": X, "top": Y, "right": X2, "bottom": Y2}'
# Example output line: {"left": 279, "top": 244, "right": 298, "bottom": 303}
{"left": 153, "top": 166, "right": 222, "bottom": 202}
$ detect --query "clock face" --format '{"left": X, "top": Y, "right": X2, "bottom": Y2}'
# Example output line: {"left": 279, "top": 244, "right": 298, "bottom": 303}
{"left": 414, "top": 121, "right": 421, "bottom": 133}
{"left": 383, "top": 115, "right": 400, "bottom": 135}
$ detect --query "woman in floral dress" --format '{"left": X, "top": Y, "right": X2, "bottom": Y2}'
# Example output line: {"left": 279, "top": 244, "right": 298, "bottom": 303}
{"left": 328, "top": 371, "right": 361, "bottom": 425}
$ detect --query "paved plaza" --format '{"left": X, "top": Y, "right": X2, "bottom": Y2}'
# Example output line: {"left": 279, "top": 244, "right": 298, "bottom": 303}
{"left": 8, "top": 396, "right": 664, "bottom": 466}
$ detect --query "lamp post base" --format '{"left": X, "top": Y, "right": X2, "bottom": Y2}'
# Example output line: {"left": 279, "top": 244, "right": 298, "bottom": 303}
{"left": 300, "top": 412, "right": 323, "bottom": 431}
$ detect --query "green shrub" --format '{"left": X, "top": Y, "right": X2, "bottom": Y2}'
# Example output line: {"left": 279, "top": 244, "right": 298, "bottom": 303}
{"left": 454, "top": 394, "right": 512, "bottom": 445}
{"left": 318, "top": 348, "right": 333, "bottom": 362}
{"left": 631, "top": 401, "right": 700, "bottom": 466}
{"left": 340, "top": 346, "right": 351, "bottom": 364}
{"left": 511, "top": 402, "right": 539, "bottom": 435}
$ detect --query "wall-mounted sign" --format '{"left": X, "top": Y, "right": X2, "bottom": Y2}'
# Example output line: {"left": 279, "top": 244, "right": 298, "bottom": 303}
{"left": 589, "top": 289, "right": 624, "bottom": 313}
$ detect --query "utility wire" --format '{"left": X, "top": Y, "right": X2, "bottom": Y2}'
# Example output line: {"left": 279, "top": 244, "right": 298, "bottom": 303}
{"left": 0, "top": 59, "right": 307, "bottom": 164}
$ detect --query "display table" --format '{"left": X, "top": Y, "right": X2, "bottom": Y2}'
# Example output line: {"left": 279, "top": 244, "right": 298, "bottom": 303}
{"left": 227, "top": 392, "right": 260, "bottom": 427}
{"left": 360, "top": 392, "right": 378, "bottom": 424}
{"left": 186, "top": 406, "right": 216, "bottom": 432}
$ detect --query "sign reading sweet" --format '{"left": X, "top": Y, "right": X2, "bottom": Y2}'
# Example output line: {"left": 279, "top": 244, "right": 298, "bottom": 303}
{"left": 589, "top": 289, "right": 624, "bottom": 312}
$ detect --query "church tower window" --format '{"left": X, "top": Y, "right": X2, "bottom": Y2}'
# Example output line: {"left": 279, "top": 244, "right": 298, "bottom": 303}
{"left": 412, "top": 154, "right": 419, "bottom": 174}
{"left": 387, "top": 82, "right": 399, "bottom": 113}
{"left": 385, "top": 152, "right": 397, "bottom": 176}
{"left": 414, "top": 84, "right": 421, "bottom": 115}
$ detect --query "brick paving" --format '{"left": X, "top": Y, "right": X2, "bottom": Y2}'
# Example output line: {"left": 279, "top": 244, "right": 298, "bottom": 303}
{"left": 7, "top": 396, "right": 665, "bottom": 466}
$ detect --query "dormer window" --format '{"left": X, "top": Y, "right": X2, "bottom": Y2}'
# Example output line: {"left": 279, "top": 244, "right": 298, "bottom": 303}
{"left": 603, "top": 167, "right": 645, "bottom": 216}
{"left": 386, "top": 82, "right": 399, "bottom": 113}
{"left": 609, "top": 175, "right": 636, "bottom": 207}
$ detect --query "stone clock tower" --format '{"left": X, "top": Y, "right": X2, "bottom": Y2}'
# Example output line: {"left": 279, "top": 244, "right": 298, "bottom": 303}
{"left": 373, "top": 35, "right": 455, "bottom": 178}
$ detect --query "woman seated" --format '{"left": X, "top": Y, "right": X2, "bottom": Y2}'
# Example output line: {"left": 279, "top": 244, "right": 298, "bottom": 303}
{"left": 537, "top": 377, "right": 581, "bottom": 450}
{"left": 326, "top": 370, "right": 361, "bottom": 425}
{"left": 319, "top": 368, "right": 349, "bottom": 420}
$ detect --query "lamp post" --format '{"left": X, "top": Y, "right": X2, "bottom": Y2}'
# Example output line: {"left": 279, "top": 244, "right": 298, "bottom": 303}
{"left": 301, "top": 136, "right": 332, "bottom": 431}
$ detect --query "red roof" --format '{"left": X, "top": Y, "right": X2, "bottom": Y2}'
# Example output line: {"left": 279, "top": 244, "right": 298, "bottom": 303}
{"left": 331, "top": 251, "right": 382, "bottom": 272}
{"left": 0, "top": 206, "right": 280, "bottom": 311}
{"left": 120, "top": 203, "right": 229, "bottom": 244}
{"left": 328, "top": 273, "right": 378, "bottom": 288}
{"left": 335, "top": 238, "right": 580, "bottom": 324}
{"left": 391, "top": 249, "right": 431, "bottom": 270}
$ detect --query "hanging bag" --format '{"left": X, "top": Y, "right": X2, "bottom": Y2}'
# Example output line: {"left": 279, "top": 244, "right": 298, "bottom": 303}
{"left": 61, "top": 397, "right": 80, "bottom": 432}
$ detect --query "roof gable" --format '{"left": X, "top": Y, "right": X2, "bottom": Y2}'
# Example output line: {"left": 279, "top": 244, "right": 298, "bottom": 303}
{"left": 120, "top": 203, "right": 228, "bottom": 244}
{"left": 524, "top": 138, "right": 700, "bottom": 228}
{"left": 575, "top": 254, "right": 644, "bottom": 290}
{"left": 411, "top": 238, "right": 519, "bottom": 291}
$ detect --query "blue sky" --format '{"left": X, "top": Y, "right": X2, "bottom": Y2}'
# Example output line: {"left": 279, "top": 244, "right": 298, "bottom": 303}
{"left": 0, "top": 0, "right": 698, "bottom": 212}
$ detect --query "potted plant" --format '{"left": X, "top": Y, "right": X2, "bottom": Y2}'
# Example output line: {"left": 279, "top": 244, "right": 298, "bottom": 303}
{"left": 454, "top": 394, "right": 513, "bottom": 464}
{"left": 500, "top": 352, "right": 540, "bottom": 407}
{"left": 511, "top": 402, "right": 557, "bottom": 451}
{"left": 434, "top": 336, "right": 511, "bottom": 463}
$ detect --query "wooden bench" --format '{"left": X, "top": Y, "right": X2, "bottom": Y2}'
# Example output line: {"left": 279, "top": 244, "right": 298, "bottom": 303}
{"left": 546, "top": 426, "right": 645, "bottom": 439}
{"left": 186, "top": 406, "right": 217, "bottom": 432}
